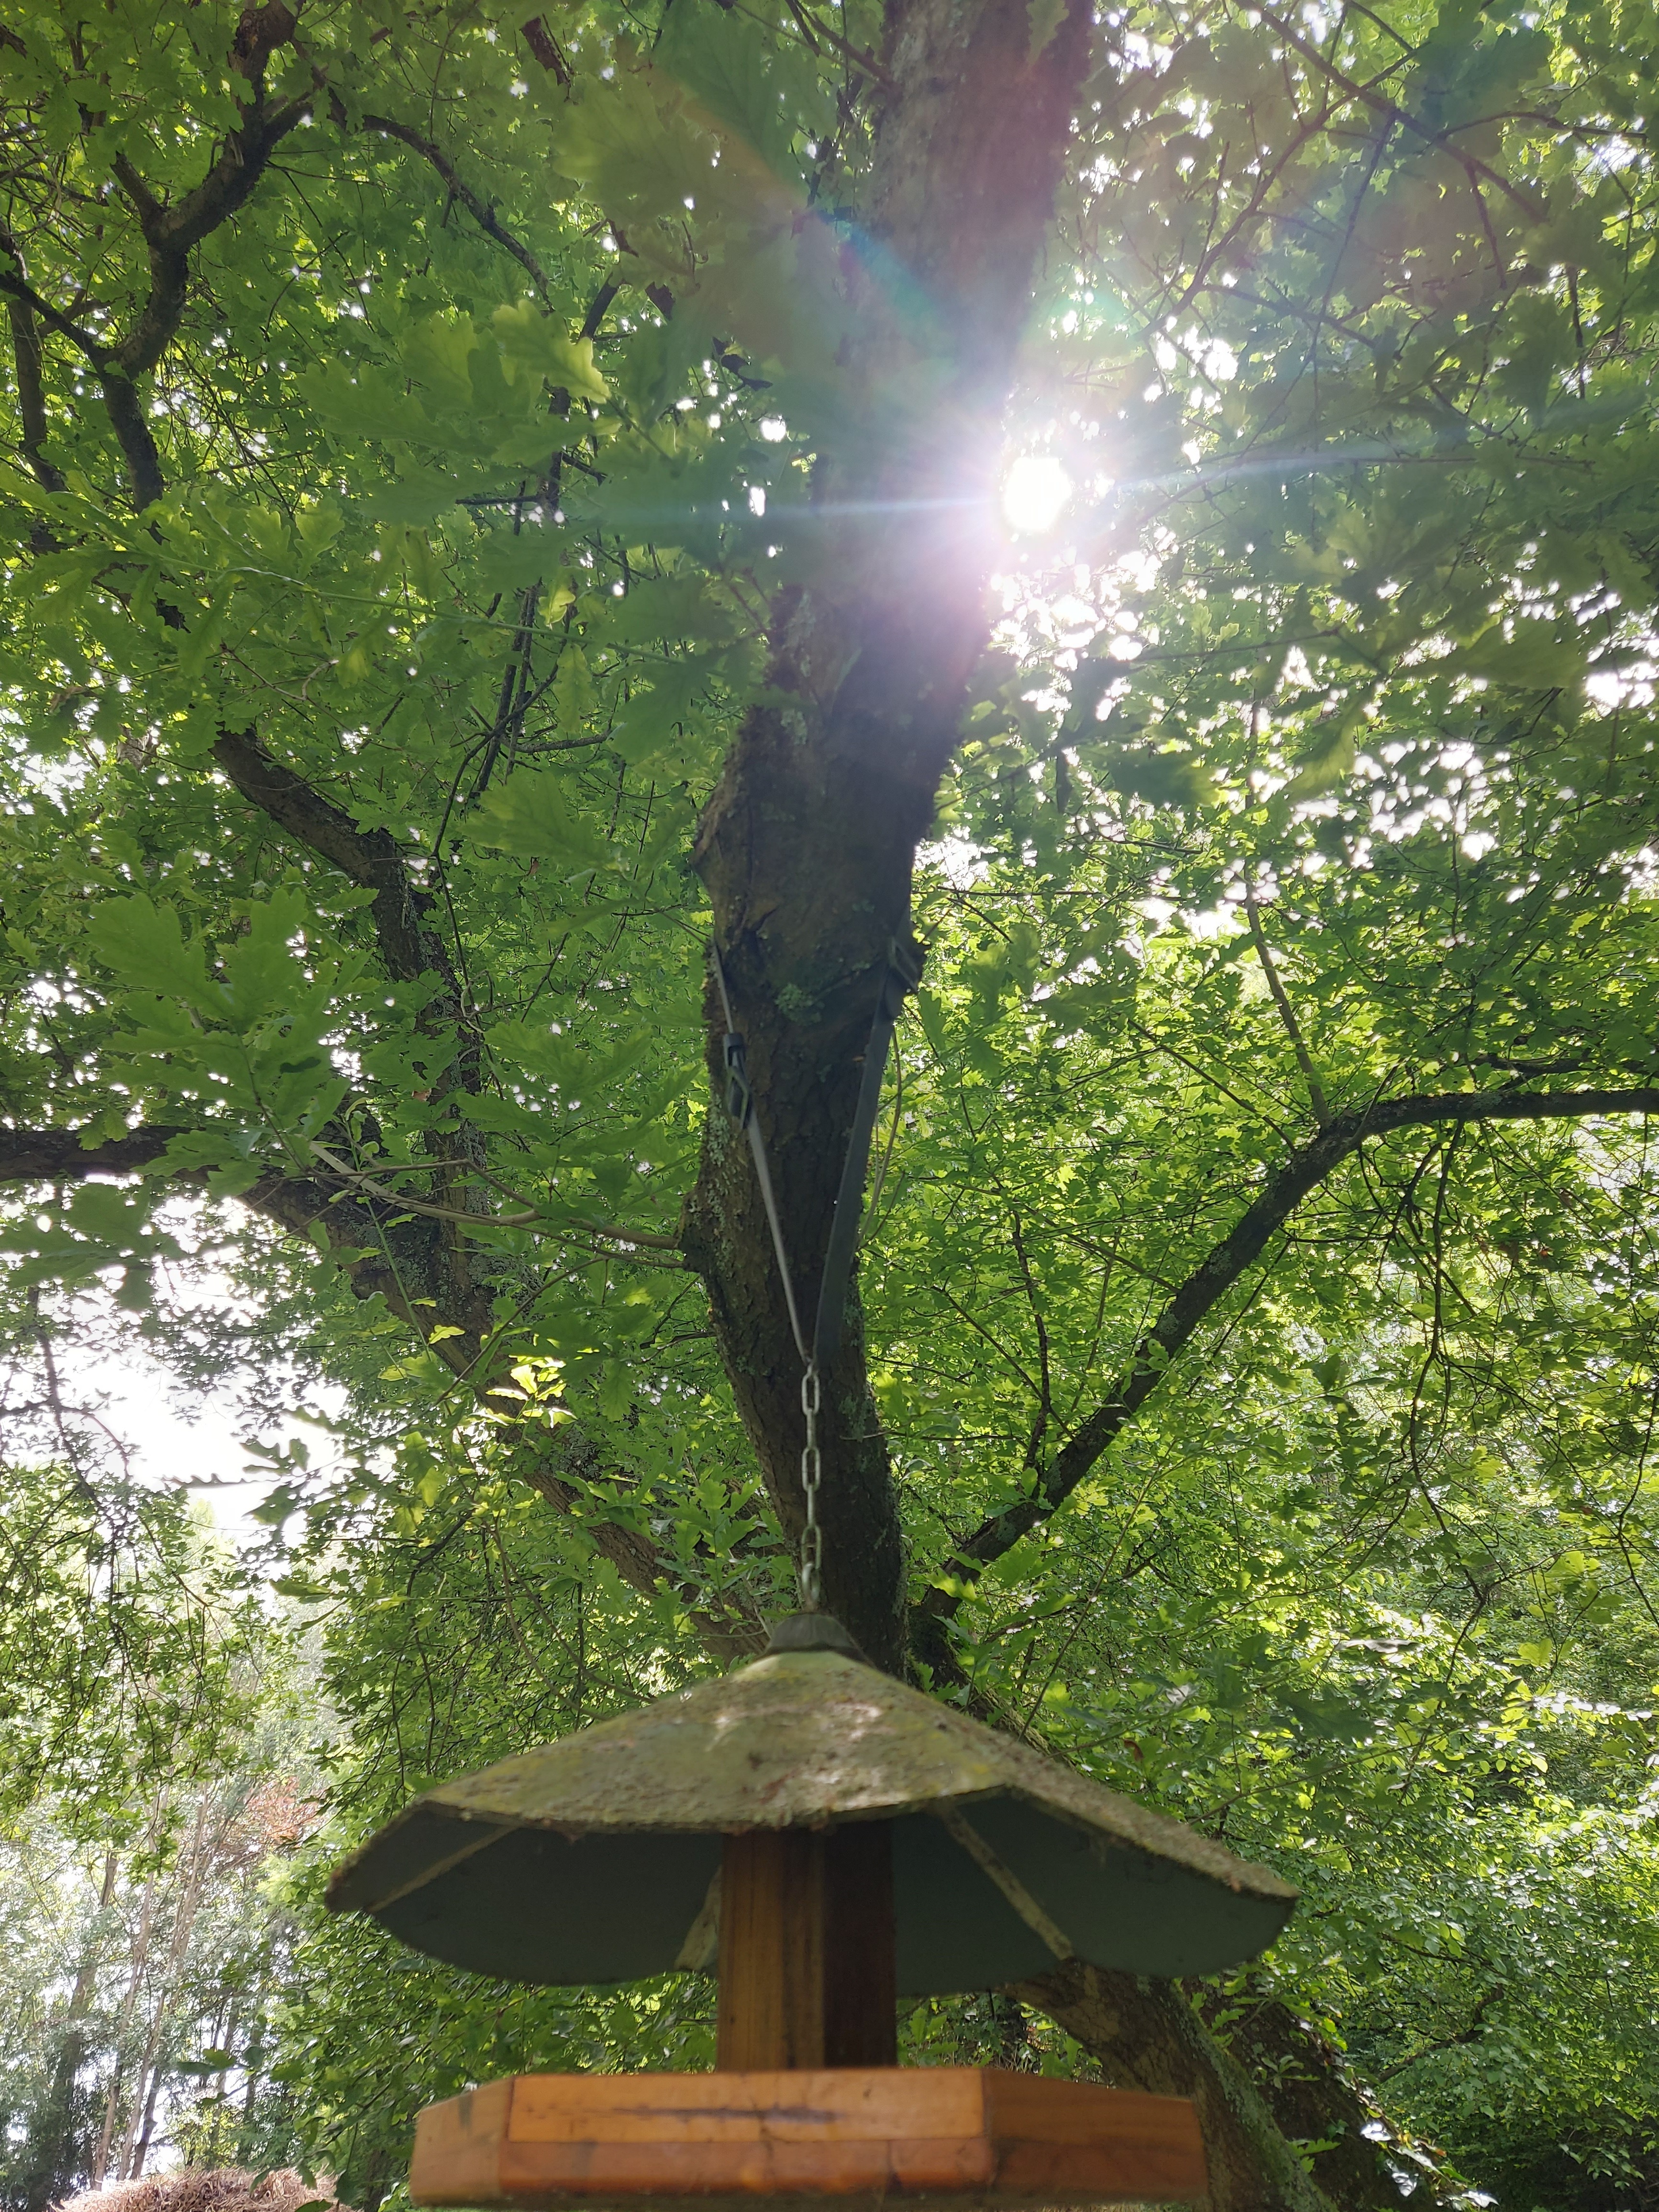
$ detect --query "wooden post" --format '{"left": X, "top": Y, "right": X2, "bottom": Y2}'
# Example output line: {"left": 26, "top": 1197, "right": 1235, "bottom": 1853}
{"left": 716, "top": 1822, "right": 896, "bottom": 2068}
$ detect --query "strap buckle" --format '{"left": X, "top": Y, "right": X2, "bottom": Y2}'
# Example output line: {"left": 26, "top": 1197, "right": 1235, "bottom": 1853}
{"left": 723, "top": 1031, "right": 752, "bottom": 1127}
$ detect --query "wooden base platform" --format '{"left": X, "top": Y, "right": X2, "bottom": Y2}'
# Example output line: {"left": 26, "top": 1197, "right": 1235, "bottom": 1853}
{"left": 410, "top": 2068, "right": 1207, "bottom": 2208}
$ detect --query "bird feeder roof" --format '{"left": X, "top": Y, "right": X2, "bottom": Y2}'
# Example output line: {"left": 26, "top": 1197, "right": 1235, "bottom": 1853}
{"left": 327, "top": 1647, "right": 1295, "bottom": 1992}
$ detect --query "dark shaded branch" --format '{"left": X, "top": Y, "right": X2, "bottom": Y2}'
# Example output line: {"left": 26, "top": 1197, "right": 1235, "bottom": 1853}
{"left": 109, "top": 101, "right": 314, "bottom": 371}
{"left": 0, "top": 1122, "right": 489, "bottom": 1364}
{"left": 2, "top": 78, "right": 311, "bottom": 509}
{"left": 99, "top": 371, "right": 166, "bottom": 509}
{"left": 0, "top": 1119, "right": 752, "bottom": 1654}
{"left": 234, "top": 1157, "right": 497, "bottom": 1370}
{"left": 1375, "top": 1991, "right": 1500, "bottom": 2083}
{"left": 519, "top": 16, "right": 574, "bottom": 86}
{"left": 781, "top": 0, "right": 896, "bottom": 91}
{"left": 6, "top": 295, "right": 66, "bottom": 494}
{"left": 212, "top": 725, "right": 487, "bottom": 1329}
{"left": 0, "top": 254, "right": 106, "bottom": 366}
{"left": 82, "top": 23, "right": 310, "bottom": 503}
{"left": 0, "top": 1128, "right": 182, "bottom": 1180}
{"left": 580, "top": 280, "right": 619, "bottom": 341}
{"left": 362, "top": 113, "right": 553, "bottom": 302}
{"left": 916, "top": 1084, "right": 1659, "bottom": 1633}
{"left": 516, "top": 1430, "right": 766, "bottom": 1664}
{"left": 211, "top": 728, "right": 452, "bottom": 993}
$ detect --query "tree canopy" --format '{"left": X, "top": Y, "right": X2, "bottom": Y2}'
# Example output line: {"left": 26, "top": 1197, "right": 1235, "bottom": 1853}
{"left": 4, "top": 0, "right": 1659, "bottom": 2204}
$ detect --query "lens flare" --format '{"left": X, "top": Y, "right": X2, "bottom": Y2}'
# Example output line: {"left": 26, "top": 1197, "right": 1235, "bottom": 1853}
{"left": 1002, "top": 454, "right": 1072, "bottom": 535}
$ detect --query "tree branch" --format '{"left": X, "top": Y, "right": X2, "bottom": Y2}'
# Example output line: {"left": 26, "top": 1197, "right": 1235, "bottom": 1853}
{"left": 6, "top": 294, "right": 66, "bottom": 495}
{"left": 0, "top": 1119, "right": 745, "bottom": 1644}
{"left": 67, "top": 24, "right": 312, "bottom": 506}
{"left": 236, "top": 1159, "right": 498, "bottom": 1369}
{"left": 1242, "top": 885, "right": 1330, "bottom": 1126}
{"left": 0, "top": 1128, "right": 183, "bottom": 1180}
{"left": 515, "top": 1429, "right": 766, "bottom": 1665}
{"left": 1250, "top": 0, "right": 1547, "bottom": 222}
{"left": 203, "top": 741, "right": 733, "bottom": 1639}
{"left": 99, "top": 371, "right": 166, "bottom": 509}
{"left": 0, "top": 1123, "right": 489, "bottom": 1363}
{"left": 1375, "top": 1991, "right": 1500, "bottom": 2082}
{"left": 361, "top": 113, "right": 553, "bottom": 303}
{"left": 212, "top": 725, "right": 491, "bottom": 1333}
{"left": 211, "top": 728, "right": 451, "bottom": 991}
{"left": 780, "top": 0, "right": 897, "bottom": 92}
{"left": 915, "top": 1083, "right": 1659, "bottom": 1637}
{"left": 519, "top": 17, "right": 575, "bottom": 88}
{"left": 0, "top": 253, "right": 107, "bottom": 368}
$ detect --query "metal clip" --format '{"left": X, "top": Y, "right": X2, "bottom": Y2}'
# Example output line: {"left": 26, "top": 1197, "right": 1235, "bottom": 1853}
{"left": 723, "top": 1031, "right": 752, "bottom": 1126}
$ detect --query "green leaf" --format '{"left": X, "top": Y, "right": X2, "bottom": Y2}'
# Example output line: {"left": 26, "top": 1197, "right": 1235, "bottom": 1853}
{"left": 654, "top": 5, "right": 816, "bottom": 177}
{"left": 86, "top": 895, "right": 225, "bottom": 1018}
{"left": 470, "top": 772, "right": 618, "bottom": 871}
{"left": 1027, "top": 0, "right": 1068, "bottom": 62}
{"left": 491, "top": 304, "right": 609, "bottom": 402}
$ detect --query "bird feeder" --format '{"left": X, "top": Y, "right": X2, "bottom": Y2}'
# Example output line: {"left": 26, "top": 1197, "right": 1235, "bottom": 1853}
{"left": 328, "top": 1615, "right": 1296, "bottom": 2209}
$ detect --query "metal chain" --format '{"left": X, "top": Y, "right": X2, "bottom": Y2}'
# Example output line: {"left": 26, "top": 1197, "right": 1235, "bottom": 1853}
{"left": 798, "top": 1360, "right": 823, "bottom": 1609}
{"left": 711, "top": 937, "right": 915, "bottom": 1617}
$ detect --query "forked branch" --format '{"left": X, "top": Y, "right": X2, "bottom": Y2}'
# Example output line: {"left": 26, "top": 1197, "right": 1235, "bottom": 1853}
{"left": 913, "top": 1082, "right": 1659, "bottom": 1646}
{"left": 361, "top": 112, "right": 554, "bottom": 302}
{"left": 1, "top": 9, "right": 311, "bottom": 509}
{"left": 212, "top": 728, "right": 453, "bottom": 993}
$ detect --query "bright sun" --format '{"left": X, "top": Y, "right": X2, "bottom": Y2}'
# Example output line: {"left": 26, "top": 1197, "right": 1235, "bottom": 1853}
{"left": 1001, "top": 454, "right": 1073, "bottom": 536}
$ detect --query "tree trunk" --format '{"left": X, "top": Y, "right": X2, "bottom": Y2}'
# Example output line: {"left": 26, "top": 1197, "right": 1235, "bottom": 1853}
{"left": 1017, "top": 1964, "right": 1447, "bottom": 2212}
{"left": 18, "top": 1851, "right": 117, "bottom": 2212}
{"left": 675, "top": 19, "right": 1447, "bottom": 2191}
{"left": 128, "top": 2064, "right": 164, "bottom": 2180}
{"left": 118, "top": 1795, "right": 211, "bottom": 2179}
{"left": 93, "top": 1867, "right": 157, "bottom": 2188}
{"left": 684, "top": 0, "right": 1093, "bottom": 1673}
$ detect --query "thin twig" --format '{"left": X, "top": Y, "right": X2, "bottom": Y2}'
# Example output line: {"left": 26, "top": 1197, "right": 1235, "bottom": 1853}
{"left": 362, "top": 113, "right": 554, "bottom": 301}
{"left": 1242, "top": 883, "right": 1331, "bottom": 1125}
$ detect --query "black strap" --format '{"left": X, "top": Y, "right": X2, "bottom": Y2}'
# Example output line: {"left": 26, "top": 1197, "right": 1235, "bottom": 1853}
{"left": 713, "top": 940, "right": 916, "bottom": 1371}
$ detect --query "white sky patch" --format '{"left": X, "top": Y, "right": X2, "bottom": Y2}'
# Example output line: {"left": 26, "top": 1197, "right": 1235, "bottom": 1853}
{"left": 921, "top": 831, "right": 990, "bottom": 889}
{"left": 51, "top": 1335, "right": 280, "bottom": 1540}
{"left": 43, "top": 1271, "right": 348, "bottom": 1547}
{"left": 1585, "top": 659, "right": 1656, "bottom": 711}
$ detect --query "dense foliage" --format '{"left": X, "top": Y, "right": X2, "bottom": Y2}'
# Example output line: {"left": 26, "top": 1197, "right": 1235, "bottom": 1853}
{"left": 4, "top": 0, "right": 1659, "bottom": 2206}
{"left": 0, "top": 1478, "right": 295, "bottom": 2212}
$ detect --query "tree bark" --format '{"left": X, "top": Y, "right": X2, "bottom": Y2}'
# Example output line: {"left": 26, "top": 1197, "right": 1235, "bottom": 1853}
{"left": 1017, "top": 1963, "right": 1437, "bottom": 2212}
{"left": 683, "top": 0, "right": 1094, "bottom": 1673}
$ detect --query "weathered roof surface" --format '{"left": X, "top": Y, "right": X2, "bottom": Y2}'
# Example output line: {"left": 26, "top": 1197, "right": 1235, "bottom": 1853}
{"left": 327, "top": 1650, "right": 1295, "bottom": 1990}
{"left": 415, "top": 1651, "right": 1279, "bottom": 1893}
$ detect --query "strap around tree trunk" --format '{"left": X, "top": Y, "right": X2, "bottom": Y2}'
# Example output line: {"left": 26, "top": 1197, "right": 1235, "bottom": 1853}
{"left": 713, "top": 939, "right": 918, "bottom": 1372}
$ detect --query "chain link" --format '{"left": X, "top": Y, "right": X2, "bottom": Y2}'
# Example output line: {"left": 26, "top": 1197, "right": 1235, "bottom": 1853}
{"left": 713, "top": 939, "right": 914, "bottom": 1619}
{"left": 798, "top": 1359, "right": 823, "bottom": 1610}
